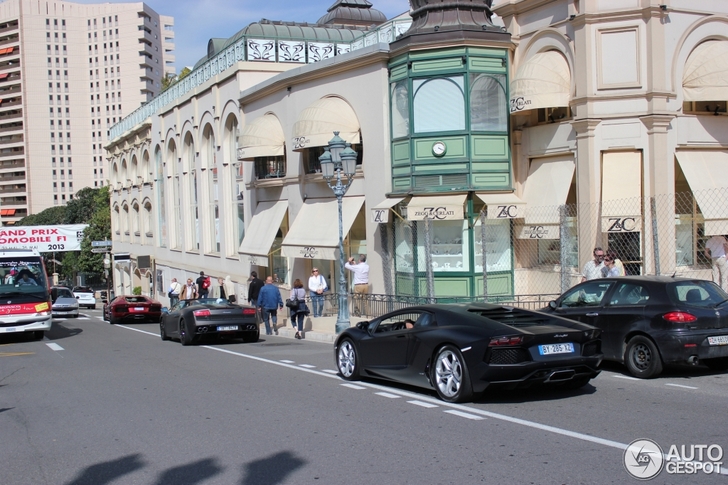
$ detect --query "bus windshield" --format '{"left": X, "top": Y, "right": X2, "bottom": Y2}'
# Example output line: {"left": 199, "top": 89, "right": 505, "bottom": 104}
{"left": 0, "top": 255, "right": 49, "bottom": 302}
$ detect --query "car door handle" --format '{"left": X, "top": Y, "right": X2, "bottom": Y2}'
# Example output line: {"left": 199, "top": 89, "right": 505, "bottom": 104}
{"left": 586, "top": 312, "right": 599, "bottom": 317}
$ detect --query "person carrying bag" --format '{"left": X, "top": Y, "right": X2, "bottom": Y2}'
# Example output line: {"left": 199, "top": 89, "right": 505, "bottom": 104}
{"left": 289, "top": 279, "right": 309, "bottom": 339}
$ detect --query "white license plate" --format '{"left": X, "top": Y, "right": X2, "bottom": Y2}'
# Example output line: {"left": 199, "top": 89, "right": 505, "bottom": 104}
{"left": 539, "top": 343, "right": 575, "bottom": 355}
{"left": 132, "top": 307, "right": 146, "bottom": 312}
{"left": 708, "top": 335, "right": 728, "bottom": 346}
{"left": 217, "top": 325, "right": 239, "bottom": 332}
{"left": 1, "top": 327, "right": 16, "bottom": 333}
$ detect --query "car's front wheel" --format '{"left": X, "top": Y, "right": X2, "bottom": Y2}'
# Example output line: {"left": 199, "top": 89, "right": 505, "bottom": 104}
{"left": 624, "top": 335, "right": 663, "bottom": 378}
{"left": 160, "top": 319, "right": 170, "bottom": 341}
{"left": 432, "top": 345, "right": 472, "bottom": 403}
{"left": 179, "top": 318, "right": 193, "bottom": 346}
{"left": 703, "top": 357, "right": 728, "bottom": 372}
{"left": 336, "top": 338, "right": 360, "bottom": 380}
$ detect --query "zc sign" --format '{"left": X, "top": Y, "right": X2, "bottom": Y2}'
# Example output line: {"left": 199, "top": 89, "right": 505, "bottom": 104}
{"left": 488, "top": 204, "right": 522, "bottom": 219}
{"left": 602, "top": 217, "right": 641, "bottom": 233}
{"left": 371, "top": 209, "right": 389, "bottom": 224}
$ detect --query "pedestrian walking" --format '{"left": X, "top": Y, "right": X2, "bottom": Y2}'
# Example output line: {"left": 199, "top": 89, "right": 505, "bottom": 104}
{"left": 257, "top": 276, "right": 283, "bottom": 336}
{"left": 308, "top": 267, "right": 328, "bottom": 317}
{"left": 168, "top": 277, "right": 182, "bottom": 307}
{"left": 196, "top": 271, "right": 210, "bottom": 298}
{"left": 705, "top": 234, "right": 728, "bottom": 292}
{"left": 289, "top": 279, "right": 309, "bottom": 339}
{"left": 183, "top": 278, "right": 197, "bottom": 300}
{"left": 581, "top": 247, "right": 605, "bottom": 282}
{"left": 247, "top": 271, "right": 264, "bottom": 306}
{"left": 345, "top": 254, "right": 369, "bottom": 316}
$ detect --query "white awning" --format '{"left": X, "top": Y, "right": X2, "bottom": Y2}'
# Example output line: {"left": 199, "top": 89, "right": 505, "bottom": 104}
{"left": 475, "top": 193, "right": 526, "bottom": 219}
{"left": 683, "top": 41, "right": 728, "bottom": 102}
{"left": 237, "top": 113, "right": 285, "bottom": 160}
{"left": 291, "top": 97, "right": 360, "bottom": 151}
{"left": 281, "top": 197, "right": 365, "bottom": 260}
{"left": 237, "top": 200, "right": 288, "bottom": 267}
{"left": 521, "top": 156, "right": 575, "bottom": 225}
{"left": 370, "top": 197, "right": 405, "bottom": 224}
{"left": 406, "top": 194, "right": 467, "bottom": 221}
{"left": 510, "top": 51, "right": 571, "bottom": 113}
{"left": 601, "top": 151, "right": 642, "bottom": 232}
{"left": 676, "top": 151, "right": 728, "bottom": 235}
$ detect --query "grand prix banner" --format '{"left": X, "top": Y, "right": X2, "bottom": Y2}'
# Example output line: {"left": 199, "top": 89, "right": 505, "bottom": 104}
{"left": 0, "top": 224, "right": 88, "bottom": 252}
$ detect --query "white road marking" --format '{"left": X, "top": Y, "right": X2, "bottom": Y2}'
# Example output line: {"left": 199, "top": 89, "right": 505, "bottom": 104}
{"left": 375, "top": 392, "right": 401, "bottom": 399}
{"left": 341, "top": 383, "right": 366, "bottom": 390}
{"left": 665, "top": 383, "right": 698, "bottom": 390}
{"left": 46, "top": 343, "right": 64, "bottom": 351}
{"left": 279, "top": 359, "right": 295, "bottom": 364}
{"left": 444, "top": 410, "right": 485, "bottom": 420}
{"left": 407, "top": 400, "right": 439, "bottom": 409}
{"left": 322, "top": 369, "right": 338, "bottom": 374}
{"left": 112, "top": 324, "right": 728, "bottom": 476}
{"left": 612, "top": 374, "right": 640, "bottom": 381}
{"left": 299, "top": 364, "right": 316, "bottom": 368}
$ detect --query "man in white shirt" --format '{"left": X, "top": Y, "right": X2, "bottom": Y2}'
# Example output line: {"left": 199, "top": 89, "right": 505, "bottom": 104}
{"left": 168, "top": 277, "right": 182, "bottom": 307}
{"left": 705, "top": 235, "right": 728, "bottom": 292}
{"left": 345, "top": 255, "right": 369, "bottom": 316}
{"left": 581, "top": 247, "right": 605, "bottom": 282}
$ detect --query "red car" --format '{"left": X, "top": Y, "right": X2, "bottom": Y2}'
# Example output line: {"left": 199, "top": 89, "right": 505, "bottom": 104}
{"left": 103, "top": 295, "right": 163, "bottom": 324}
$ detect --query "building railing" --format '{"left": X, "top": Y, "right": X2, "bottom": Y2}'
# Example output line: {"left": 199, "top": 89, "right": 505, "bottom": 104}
{"left": 109, "top": 17, "right": 412, "bottom": 140}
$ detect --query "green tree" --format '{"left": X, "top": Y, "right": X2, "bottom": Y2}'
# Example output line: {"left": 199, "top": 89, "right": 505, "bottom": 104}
{"left": 160, "top": 67, "right": 192, "bottom": 92}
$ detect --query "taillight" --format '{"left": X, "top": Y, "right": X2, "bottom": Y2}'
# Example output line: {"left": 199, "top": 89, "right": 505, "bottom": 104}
{"left": 662, "top": 311, "right": 697, "bottom": 323}
{"left": 193, "top": 309, "right": 211, "bottom": 317}
{"left": 242, "top": 308, "right": 256, "bottom": 316}
{"left": 114, "top": 305, "right": 127, "bottom": 313}
{"left": 489, "top": 336, "right": 524, "bottom": 346}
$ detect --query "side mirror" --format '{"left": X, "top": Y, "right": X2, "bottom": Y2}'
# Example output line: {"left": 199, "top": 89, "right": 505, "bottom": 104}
{"left": 548, "top": 300, "right": 557, "bottom": 310}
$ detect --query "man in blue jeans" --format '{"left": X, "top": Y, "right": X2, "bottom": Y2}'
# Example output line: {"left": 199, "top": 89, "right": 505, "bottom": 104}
{"left": 257, "top": 276, "right": 283, "bottom": 335}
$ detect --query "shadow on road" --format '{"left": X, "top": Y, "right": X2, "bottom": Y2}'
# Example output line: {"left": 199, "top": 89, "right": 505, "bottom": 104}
{"left": 65, "top": 454, "right": 145, "bottom": 485}
{"left": 46, "top": 321, "right": 83, "bottom": 341}
{"left": 240, "top": 451, "right": 306, "bottom": 485}
{"left": 152, "top": 457, "right": 223, "bottom": 485}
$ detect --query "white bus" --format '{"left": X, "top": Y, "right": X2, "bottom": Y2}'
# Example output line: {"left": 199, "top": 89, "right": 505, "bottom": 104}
{"left": 0, "top": 249, "right": 52, "bottom": 340}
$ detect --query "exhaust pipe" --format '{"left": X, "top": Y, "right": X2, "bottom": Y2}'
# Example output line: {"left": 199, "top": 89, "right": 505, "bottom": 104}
{"left": 687, "top": 355, "right": 699, "bottom": 365}
{"left": 546, "top": 369, "right": 576, "bottom": 382}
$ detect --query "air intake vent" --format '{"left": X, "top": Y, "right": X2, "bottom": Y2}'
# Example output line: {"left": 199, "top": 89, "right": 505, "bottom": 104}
{"left": 413, "top": 174, "right": 468, "bottom": 190}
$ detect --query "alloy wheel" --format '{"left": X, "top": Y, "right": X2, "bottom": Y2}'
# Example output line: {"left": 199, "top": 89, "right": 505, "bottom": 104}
{"left": 434, "top": 349, "right": 463, "bottom": 399}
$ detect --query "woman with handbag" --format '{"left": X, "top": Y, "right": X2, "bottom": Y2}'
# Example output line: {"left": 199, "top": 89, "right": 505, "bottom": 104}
{"left": 288, "top": 279, "right": 309, "bottom": 339}
{"left": 307, "top": 268, "right": 328, "bottom": 318}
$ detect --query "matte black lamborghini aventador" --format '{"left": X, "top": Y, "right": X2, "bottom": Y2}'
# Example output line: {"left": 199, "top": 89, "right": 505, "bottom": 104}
{"left": 334, "top": 303, "right": 603, "bottom": 402}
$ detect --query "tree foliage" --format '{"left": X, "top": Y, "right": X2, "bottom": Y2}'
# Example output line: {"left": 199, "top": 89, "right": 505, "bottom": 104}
{"left": 161, "top": 67, "right": 192, "bottom": 92}
{"left": 15, "top": 187, "right": 111, "bottom": 282}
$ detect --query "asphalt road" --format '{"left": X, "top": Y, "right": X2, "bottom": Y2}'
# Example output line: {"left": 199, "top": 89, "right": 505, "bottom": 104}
{"left": 1, "top": 311, "right": 727, "bottom": 485}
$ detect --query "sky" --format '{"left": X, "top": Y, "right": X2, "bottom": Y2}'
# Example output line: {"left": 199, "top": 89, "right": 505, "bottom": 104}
{"left": 74, "top": 0, "right": 412, "bottom": 71}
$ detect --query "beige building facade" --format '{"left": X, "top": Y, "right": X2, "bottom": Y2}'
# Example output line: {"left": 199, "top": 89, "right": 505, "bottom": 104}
{"left": 0, "top": 0, "right": 173, "bottom": 223}
{"left": 107, "top": 0, "right": 728, "bottom": 316}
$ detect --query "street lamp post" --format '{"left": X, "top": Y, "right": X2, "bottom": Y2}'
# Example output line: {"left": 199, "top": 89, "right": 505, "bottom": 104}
{"left": 319, "top": 131, "right": 358, "bottom": 333}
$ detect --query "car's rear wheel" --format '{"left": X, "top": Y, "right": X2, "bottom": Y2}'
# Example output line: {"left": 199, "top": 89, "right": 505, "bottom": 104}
{"left": 432, "top": 345, "right": 472, "bottom": 403}
{"left": 179, "top": 318, "right": 193, "bottom": 346}
{"left": 703, "top": 357, "right": 728, "bottom": 372}
{"left": 160, "top": 319, "right": 170, "bottom": 341}
{"left": 625, "top": 335, "right": 663, "bottom": 378}
{"left": 336, "top": 338, "right": 360, "bottom": 380}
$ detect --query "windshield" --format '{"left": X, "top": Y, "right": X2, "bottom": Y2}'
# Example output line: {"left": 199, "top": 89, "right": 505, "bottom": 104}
{"left": 668, "top": 280, "right": 728, "bottom": 308}
{"left": 0, "top": 256, "right": 49, "bottom": 302}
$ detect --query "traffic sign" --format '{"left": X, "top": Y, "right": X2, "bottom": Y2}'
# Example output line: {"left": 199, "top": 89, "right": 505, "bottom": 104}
{"left": 91, "top": 248, "right": 109, "bottom": 253}
{"left": 91, "top": 240, "right": 113, "bottom": 247}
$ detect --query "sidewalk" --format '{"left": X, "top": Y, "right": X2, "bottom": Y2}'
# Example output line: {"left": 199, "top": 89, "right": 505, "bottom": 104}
{"left": 267, "top": 315, "right": 368, "bottom": 343}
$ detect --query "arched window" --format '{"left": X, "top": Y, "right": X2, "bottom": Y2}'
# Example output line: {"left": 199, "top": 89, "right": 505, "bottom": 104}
{"left": 130, "top": 155, "right": 139, "bottom": 186}
{"left": 469, "top": 74, "right": 508, "bottom": 132}
{"left": 143, "top": 199, "right": 152, "bottom": 238}
{"left": 183, "top": 132, "right": 198, "bottom": 250}
{"left": 412, "top": 76, "right": 465, "bottom": 133}
{"left": 131, "top": 200, "right": 140, "bottom": 236}
{"left": 141, "top": 150, "right": 151, "bottom": 184}
{"left": 154, "top": 146, "right": 166, "bottom": 247}
{"left": 121, "top": 158, "right": 129, "bottom": 187}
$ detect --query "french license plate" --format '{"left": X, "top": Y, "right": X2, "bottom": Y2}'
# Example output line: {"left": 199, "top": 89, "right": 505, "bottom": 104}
{"left": 217, "top": 325, "right": 239, "bottom": 332}
{"left": 708, "top": 335, "right": 728, "bottom": 346}
{"left": 132, "top": 307, "right": 146, "bottom": 312}
{"left": 539, "top": 343, "right": 575, "bottom": 355}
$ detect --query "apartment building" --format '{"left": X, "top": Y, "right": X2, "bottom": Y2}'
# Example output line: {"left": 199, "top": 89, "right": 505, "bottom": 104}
{"left": 0, "top": 0, "right": 174, "bottom": 224}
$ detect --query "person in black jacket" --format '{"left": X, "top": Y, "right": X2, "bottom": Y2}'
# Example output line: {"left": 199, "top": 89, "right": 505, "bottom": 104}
{"left": 247, "top": 271, "right": 264, "bottom": 306}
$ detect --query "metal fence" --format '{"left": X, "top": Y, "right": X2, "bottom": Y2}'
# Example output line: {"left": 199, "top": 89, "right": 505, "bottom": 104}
{"left": 381, "top": 188, "right": 724, "bottom": 302}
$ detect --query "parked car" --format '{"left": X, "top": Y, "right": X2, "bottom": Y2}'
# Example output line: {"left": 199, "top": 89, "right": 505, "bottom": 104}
{"left": 72, "top": 286, "right": 97, "bottom": 309}
{"left": 160, "top": 298, "right": 259, "bottom": 345}
{"left": 50, "top": 286, "right": 79, "bottom": 318}
{"left": 333, "top": 303, "right": 603, "bottom": 403}
{"left": 541, "top": 276, "right": 728, "bottom": 378}
{"left": 103, "top": 295, "right": 162, "bottom": 324}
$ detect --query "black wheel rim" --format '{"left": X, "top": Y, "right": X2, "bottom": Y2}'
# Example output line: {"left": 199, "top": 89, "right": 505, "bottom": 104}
{"left": 630, "top": 343, "right": 652, "bottom": 371}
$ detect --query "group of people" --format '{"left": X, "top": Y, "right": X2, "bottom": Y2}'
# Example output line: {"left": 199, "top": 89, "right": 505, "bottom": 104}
{"left": 245, "top": 254, "right": 370, "bottom": 338}
{"left": 581, "top": 247, "right": 626, "bottom": 281}
{"left": 167, "top": 271, "right": 234, "bottom": 307}
{"left": 2, "top": 268, "right": 38, "bottom": 286}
